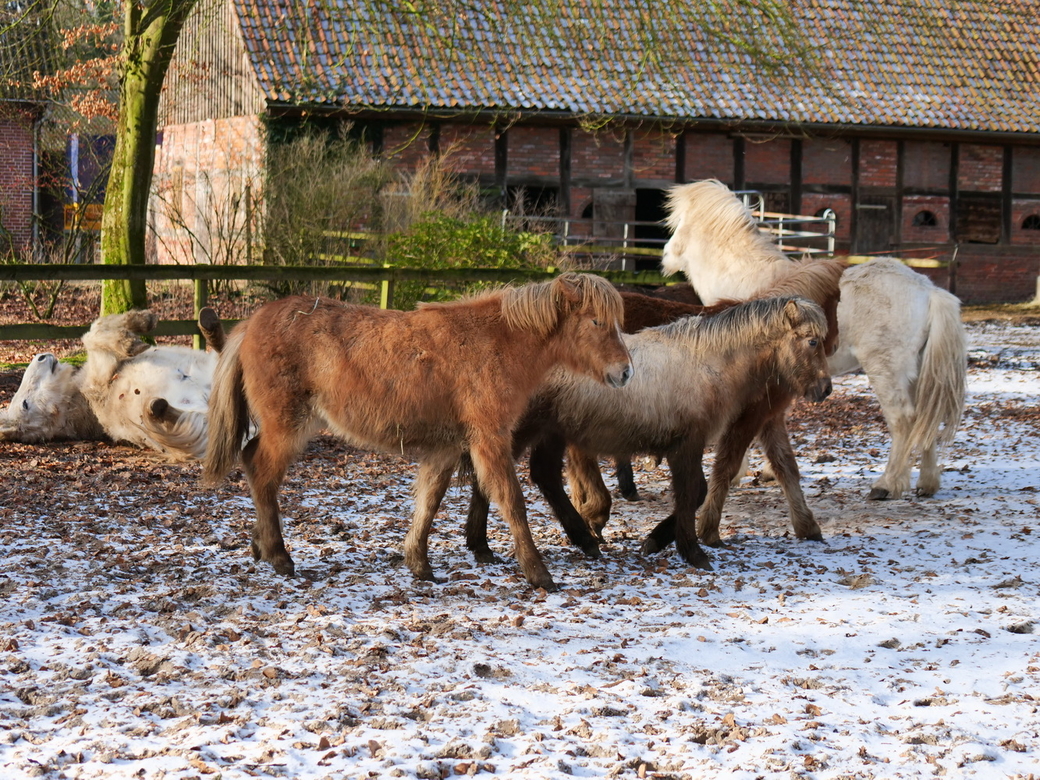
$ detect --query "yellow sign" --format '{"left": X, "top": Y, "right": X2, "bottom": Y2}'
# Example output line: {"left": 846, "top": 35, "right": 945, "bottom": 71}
{"left": 64, "top": 203, "right": 104, "bottom": 231}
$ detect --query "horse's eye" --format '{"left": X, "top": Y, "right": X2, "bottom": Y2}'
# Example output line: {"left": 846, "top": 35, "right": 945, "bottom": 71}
{"left": 591, "top": 319, "right": 601, "bottom": 327}
{"left": 22, "top": 400, "right": 29, "bottom": 410}
{"left": 808, "top": 339, "right": 819, "bottom": 348}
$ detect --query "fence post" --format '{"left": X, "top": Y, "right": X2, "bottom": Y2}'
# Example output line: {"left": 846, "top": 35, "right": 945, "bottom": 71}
{"left": 193, "top": 278, "right": 208, "bottom": 350}
{"left": 380, "top": 265, "right": 394, "bottom": 309}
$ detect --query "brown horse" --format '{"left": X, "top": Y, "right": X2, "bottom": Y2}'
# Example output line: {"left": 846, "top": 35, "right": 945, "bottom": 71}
{"left": 466, "top": 296, "right": 832, "bottom": 570}
{"left": 202, "top": 273, "right": 633, "bottom": 591}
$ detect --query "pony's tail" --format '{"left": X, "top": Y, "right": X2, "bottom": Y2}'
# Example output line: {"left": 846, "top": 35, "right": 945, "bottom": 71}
{"left": 907, "top": 287, "right": 967, "bottom": 453}
{"left": 141, "top": 409, "right": 209, "bottom": 462}
{"left": 202, "top": 326, "right": 250, "bottom": 487}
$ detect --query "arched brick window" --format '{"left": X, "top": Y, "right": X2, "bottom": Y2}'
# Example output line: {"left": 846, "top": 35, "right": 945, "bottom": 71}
{"left": 913, "top": 210, "right": 938, "bottom": 227}
{"left": 1022, "top": 214, "right": 1040, "bottom": 230}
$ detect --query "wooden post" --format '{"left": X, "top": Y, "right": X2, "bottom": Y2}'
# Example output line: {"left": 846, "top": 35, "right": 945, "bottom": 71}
{"left": 379, "top": 266, "right": 394, "bottom": 309}
{"left": 193, "top": 277, "right": 208, "bottom": 349}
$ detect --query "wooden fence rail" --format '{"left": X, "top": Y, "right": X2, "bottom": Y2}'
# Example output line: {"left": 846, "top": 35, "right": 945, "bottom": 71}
{"left": 0, "top": 263, "right": 671, "bottom": 344}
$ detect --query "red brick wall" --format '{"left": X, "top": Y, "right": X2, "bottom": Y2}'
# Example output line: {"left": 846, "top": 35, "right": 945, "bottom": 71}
{"left": 903, "top": 141, "right": 951, "bottom": 190}
{"left": 571, "top": 131, "right": 625, "bottom": 183}
{"left": 632, "top": 129, "right": 674, "bottom": 182}
{"left": 151, "top": 116, "right": 264, "bottom": 264}
{"left": 958, "top": 144, "right": 1003, "bottom": 192}
{"left": 1012, "top": 147, "right": 1040, "bottom": 194}
{"left": 683, "top": 133, "right": 733, "bottom": 183}
{"left": 508, "top": 126, "right": 559, "bottom": 178}
{"left": 952, "top": 246, "right": 1040, "bottom": 303}
{"left": 902, "top": 195, "right": 950, "bottom": 243}
{"left": 0, "top": 114, "right": 36, "bottom": 254}
{"left": 744, "top": 138, "right": 790, "bottom": 185}
{"left": 439, "top": 124, "right": 496, "bottom": 176}
{"left": 802, "top": 138, "right": 852, "bottom": 186}
{"left": 383, "top": 123, "right": 434, "bottom": 170}
{"left": 859, "top": 140, "right": 898, "bottom": 188}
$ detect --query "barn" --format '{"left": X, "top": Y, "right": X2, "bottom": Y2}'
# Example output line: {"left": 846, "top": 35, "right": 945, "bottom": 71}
{"left": 155, "top": 0, "right": 1040, "bottom": 303}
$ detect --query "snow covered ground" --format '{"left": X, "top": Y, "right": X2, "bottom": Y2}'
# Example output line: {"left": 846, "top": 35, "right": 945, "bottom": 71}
{"left": 0, "top": 320, "right": 1037, "bottom": 779}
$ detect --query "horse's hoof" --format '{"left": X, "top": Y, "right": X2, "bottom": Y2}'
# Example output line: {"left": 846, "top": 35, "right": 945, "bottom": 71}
{"left": 640, "top": 538, "right": 663, "bottom": 556}
{"left": 867, "top": 487, "right": 892, "bottom": 500}
{"left": 272, "top": 558, "right": 296, "bottom": 577}
{"left": 800, "top": 532, "right": 825, "bottom": 542}
{"left": 526, "top": 572, "right": 558, "bottom": 592}
{"left": 684, "top": 554, "right": 714, "bottom": 572}
{"left": 148, "top": 397, "right": 169, "bottom": 419}
{"left": 915, "top": 486, "right": 938, "bottom": 498}
{"left": 198, "top": 307, "right": 220, "bottom": 331}
{"left": 619, "top": 488, "right": 641, "bottom": 502}
{"left": 472, "top": 550, "right": 500, "bottom": 565}
{"left": 580, "top": 543, "right": 602, "bottom": 560}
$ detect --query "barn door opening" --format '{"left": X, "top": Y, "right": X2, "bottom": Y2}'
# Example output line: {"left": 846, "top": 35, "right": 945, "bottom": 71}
{"left": 854, "top": 196, "right": 895, "bottom": 254}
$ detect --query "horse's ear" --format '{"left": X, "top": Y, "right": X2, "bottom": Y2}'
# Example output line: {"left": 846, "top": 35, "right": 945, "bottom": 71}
{"left": 783, "top": 298, "right": 802, "bottom": 326}
{"left": 554, "top": 273, "right": 584, "bottom": 306}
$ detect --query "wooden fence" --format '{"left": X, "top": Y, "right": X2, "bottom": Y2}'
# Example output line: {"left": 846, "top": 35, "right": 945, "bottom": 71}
{"left": 0, "top": 263, "right": 671, "bottom": 344}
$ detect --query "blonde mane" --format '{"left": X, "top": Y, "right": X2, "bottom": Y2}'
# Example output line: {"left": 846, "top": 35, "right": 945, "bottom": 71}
{"left": 663, "top": 179, "right": 788, "bottom": 276}
{"left": 501, "top": 272, "right": 624, "bottom": 337}
{"left": 659, "top": 296, "right": 827, "bottom": 354}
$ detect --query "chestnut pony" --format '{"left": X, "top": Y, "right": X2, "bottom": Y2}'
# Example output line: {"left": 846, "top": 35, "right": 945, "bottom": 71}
{"left": 203, "top": 273, "right": 633, "bottom": 591}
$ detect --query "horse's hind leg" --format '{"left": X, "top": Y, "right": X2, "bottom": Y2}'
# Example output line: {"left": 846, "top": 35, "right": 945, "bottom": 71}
{"left": 465, "top": 481, "right": 498, "bottom": 564}
{"left": 757, "top": 415, "right": 822, "bottom": 541}
{"left": 529, "top": 438, "right": 601, "bottom": 556}
{"left": 198, "top": 307, "right": 227, "bottom": 352}
{"left": 868, "top": 413, "right": 914, "bottom": 500}
{"left": 403, "top": 454, "right": 457, "bottom": 581}
{"left": 241, "top": 428, "right": 311, "bottom": 576}
{"left": 915, "top": 442, "right": 941, "bottom": 498}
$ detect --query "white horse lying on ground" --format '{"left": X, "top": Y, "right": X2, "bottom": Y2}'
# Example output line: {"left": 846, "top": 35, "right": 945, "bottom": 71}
{"left": 661, "top": 179, "right": 967, "bottom": 500}
{"left": 0, "top": 308, "right": 225, "bottom": 461}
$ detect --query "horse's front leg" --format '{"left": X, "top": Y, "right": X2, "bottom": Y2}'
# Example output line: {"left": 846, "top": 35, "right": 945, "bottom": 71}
{"left": 566, "top": 445, "right": 612, "bottom": 540}
{"left": 641, "top": 441, "right": 711, "bottom": 570}
{"left": 614, "top": 458, "right": 640, "bottom": 501}
{"left": 529, "top": 438, "right": 601, "bottom": 556}
{"left": 471, "top": 437, "right": 555, "bottom": 592}
{"left": 698, "top": 417, "right": 762, "bottom": 547}
{"left": 403, "top": 454, "right": 457, "bottom": 581}
{"left": 757, "top": 414, "right": 822, "bottom": 541}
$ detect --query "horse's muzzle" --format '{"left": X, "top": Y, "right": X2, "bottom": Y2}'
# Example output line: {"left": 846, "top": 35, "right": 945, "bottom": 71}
{"left": 607, "top": 363, "right": 634, "bottom": 388}
{"left": 806, "top": 376, "right": 833, "bottom": 403}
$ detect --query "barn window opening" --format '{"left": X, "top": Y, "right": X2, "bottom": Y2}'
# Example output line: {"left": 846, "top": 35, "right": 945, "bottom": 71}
{"left": 1022, "top": 214, "right": 1040, "bottom": 230}
{"left": 913, "top": 210, "right": 938, "bottom": 227}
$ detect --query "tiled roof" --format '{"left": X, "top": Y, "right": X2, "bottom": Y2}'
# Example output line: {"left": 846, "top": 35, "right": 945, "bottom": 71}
{"left": 233, "top": 0, "right": 1040, "bottom": 134}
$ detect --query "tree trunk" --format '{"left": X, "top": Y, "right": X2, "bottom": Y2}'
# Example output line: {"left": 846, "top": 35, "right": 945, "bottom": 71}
{"left": 100, "top": 0, "right": 197, "bottom": 316}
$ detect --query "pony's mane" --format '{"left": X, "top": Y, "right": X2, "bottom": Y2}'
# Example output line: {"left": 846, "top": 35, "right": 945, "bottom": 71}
{"left": 764, "top": 256, "right": 846, "bottom": 305}
{"left": 665, "top": 179, "right": 786, "bottom": 262}
{"left": 657, "top": 295, "right": 826, "bottom": 353}
{"left": 500, "top": 273, "right": 623, "bottom": 337}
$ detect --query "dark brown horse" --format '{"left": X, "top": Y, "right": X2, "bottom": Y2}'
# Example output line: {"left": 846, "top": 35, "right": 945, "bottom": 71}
{"left": 466, "top": 296, "right": 832, "bottom": 570}
{"left": 203, "top": 273, "right": 633, "bottom": 591}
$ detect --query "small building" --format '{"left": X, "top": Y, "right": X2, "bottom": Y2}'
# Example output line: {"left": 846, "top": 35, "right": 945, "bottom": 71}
{"left": 156, "top": 0, "right": 1040, "bottom": 302}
